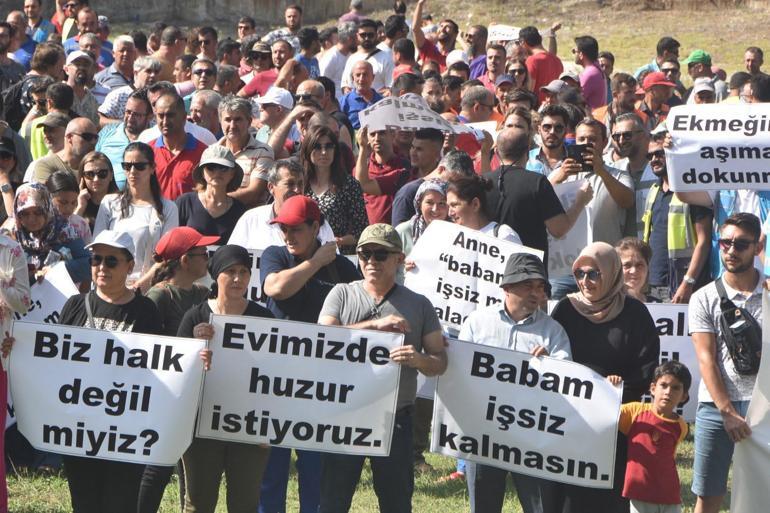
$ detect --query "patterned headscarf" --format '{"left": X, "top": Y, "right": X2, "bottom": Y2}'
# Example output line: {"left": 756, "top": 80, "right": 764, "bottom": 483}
{"left": 13, "top": 182, "right": 78, "bottom": 274}
{"left": 410, "top": 178, "right": 448, "bottom": 244}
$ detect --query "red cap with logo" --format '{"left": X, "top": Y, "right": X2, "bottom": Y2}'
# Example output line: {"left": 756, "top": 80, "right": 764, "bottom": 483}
{"left": 643, "top": 71, "right": 676, "bottom": 91}
{"left": 155, "top": 227, "right": 220, "bottom": 261}
{"left": 269, "top": 195, "right": 321, "bottom": 226}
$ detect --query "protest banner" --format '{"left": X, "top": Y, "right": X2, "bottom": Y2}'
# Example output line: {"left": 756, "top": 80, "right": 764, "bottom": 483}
{"left": 432, "top": 339, "right": 621, "bottom": 487}
{"left": 404, "top": 220, "right": 543, "bottom": 327}
{"left": 548, "top": 180, "right": 591, "bottom": 278}
{"left": 14, "top": 262, "right": 78, "bottom": 324}
{"left": 488, "top": 24, "right": 520, "bottom": 42}
{"left": 196, "top": 315, "right": 403, "bottom": 456}
{"left": 8, "top": 321, "right": 205, "bottom": 465}
{"left": 732, "top": 291, "right": 770, "bottom": 513}
{"left": 666, "top": 103, "right": 770, "bottom": 191}
{"left": 358, "top": 93, "right": 480, "bottom": 137}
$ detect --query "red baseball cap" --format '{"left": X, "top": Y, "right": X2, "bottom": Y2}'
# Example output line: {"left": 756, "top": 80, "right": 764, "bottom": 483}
{"left": 155, "top": 227, "right": 220, "bottom": 261}
{"left": 270, "top": 195, "right": 321, "bottom": 226}
{"left": 643, "top": 71, "right": 676, "bottom": 91}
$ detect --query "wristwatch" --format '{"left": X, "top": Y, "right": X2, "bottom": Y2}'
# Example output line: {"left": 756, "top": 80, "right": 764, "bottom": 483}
{"left": 0, "top": 183, "right": 11, "bottom": 194}
{"left": 683, "top": 275, "right": 696, "bottom": 286}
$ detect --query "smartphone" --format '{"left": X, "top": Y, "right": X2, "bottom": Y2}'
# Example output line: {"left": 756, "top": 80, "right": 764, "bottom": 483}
{"left": 566, "top": 144, "right": 592, "bottom": 172}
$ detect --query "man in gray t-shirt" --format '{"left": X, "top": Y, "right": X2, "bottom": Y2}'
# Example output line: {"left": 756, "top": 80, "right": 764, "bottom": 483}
{"left": 318, "top": 223, "right": 446, "bottom": 513}
{"left": 688, "top": 213, "right": 761, "bottom": 513}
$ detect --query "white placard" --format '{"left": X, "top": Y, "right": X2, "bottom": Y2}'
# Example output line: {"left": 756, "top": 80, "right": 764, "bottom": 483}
{"left": 547, "top": 180, "right": 591, "bottom": 278}
{"left": 432, "top": 339, "right": 621, "bottom": 488}
{"left": 14, "top": 262, "right": 79, "bottom": 324}
{"left": 404, "top": 221, "right": 543, "bottom": 327}
{"left": 9, "top": 321, "right": 205, "bottom": 465}
{"left": 488, "top": 25, "right": 520, "bottom": 42}
{"left": 358, "top": 93, "right": 479, "bottom": 136}
{"left": 667, "top": 103, "right": 770, "bottom": 191}
{"left": 196, "top": 315, "right": 403, "bottom": 456}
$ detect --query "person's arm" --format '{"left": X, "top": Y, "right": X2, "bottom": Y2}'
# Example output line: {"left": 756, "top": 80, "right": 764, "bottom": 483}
{"left": 411, "top": 0, "right": 427, "bottom": 54}
{"left": 672, "top": 210, "right": 712, "bottom": 303}
{"left": 478, "top": 131, "right": 494, "bottom": 175}
{"left": 229, "top": 176, "right": 268, "bottom": 208}
{"left": 354, "top": 127, "right": 382, "bottom": 195}
{"left": 585, "top": 147, "right": 634, "bottom": 209}
{"left": 544, "top": 181, "right": 593, "bottom": 238}
{"left": 692, "top": 331, "right": 751, "bottom": 442}
{"left": 544, "top": 22, "right": 561, "bottom": 55}
{"left": 63, "top": 238, "right": 92, "bottom": 284}
{"left": 267, "top": 104, "right": 316, "bottom": 157}
{"left": 675, "top": 191, "right": 713, "bottom": 208}
{"left": 390, "top": 328, "right": 447, "bottom": 376}
{"left": 263, "top": 242, "right": 337, "bottom": 300}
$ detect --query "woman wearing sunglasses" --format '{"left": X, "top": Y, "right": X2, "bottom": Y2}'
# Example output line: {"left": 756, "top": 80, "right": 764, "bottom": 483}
{"left": 94, "top": 142, "right": 179, "bottom": 293}
{"left": 551, "top": 241, "right": 659, "bottom": 513}
{"left": 301, "top": 125, "right": 367, "bottom": 254}
{"left": 506, "top": 59, "right": 531, "bottom": 91}
{"left": 5, "top": 182, "right": 90, "bottom": 285}
{"left": 75, "top": 151, "right": 119, "bottom": 233}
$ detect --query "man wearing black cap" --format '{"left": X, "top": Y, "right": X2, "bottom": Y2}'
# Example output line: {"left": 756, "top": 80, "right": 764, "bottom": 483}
{"left": 460, "top": 252, "right": 570, "bottom": 513}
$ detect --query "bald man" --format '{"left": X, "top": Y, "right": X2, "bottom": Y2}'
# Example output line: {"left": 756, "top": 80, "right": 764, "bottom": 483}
{"left": 30, "top": 117, "right": 98, "bottom": 182}
{"left": 6, "top": 11, "right": 36, "bottom": 70}
{"left": 340, "top": 60, "right": 383, "bottom": 129}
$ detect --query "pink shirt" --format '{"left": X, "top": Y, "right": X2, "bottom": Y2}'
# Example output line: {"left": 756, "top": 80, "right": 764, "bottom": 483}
{"left": 580, "top": 61, "right": 608, "bottom": 110}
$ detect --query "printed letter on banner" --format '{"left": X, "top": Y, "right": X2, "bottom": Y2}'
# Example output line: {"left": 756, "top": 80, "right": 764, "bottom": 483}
{"left": 196, "top": 315, "right": 402, "bottom": 456}
{"left": 548, "top": 180, "right": 591, "bottom": 278}
{"left": 14, "top": 262, "right": 78, "bottom": 324}
{"left": 404, "top": 220, "right": 543, "bottom": 328}
{"left": 432, "top": 340, "right": 621, "bottom": 488}
{"left": 9, "top": 321, "right": 205, "bottom": 465}
{"left": 667, "top": 103, "right": 770, "bottom": 191}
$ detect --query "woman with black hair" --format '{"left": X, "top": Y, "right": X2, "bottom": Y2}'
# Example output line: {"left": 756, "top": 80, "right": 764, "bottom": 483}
{"left": 75, "top": 151, "right": 120, "bottom": 232}
{"left": 94, "top": 142, "right": 179, "bottom": 292}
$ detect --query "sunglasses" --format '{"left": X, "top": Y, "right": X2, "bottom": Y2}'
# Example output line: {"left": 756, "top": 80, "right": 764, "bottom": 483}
{"left": 541, "top": 123, "right": 565, "bottom": 133}
{"left": 510, "top": 68, "right": 526, "bottom": 75}
{"left": 661, "top": 68, "right": 679, "bottom": 74}
{"left": 121, "top": 161, "right": 151, "bottom": 172}
{"left": 574, "top": 269, "right": 601, "bottom": 281}
{"left": 358, "top": 32, "right": 376, "bottom": 39}
{"left": 612, "top": 130, "right": 641, "bottom": 142}
{"left": 73, "top": 132, "right": 99, "bottom": 142}
{"left": 295, "top": 93, "right": 317, "bottom": 103}
{"left": 357, "top": 249, "right": 396, "bottom": 262}
{"left": 646, "top": 150, "right": 665, "bottom": 160}
{"left": 718, "top": 238, "right": 755, "bottom": 252}
{"left": 83, "top": 169, "right": 110, "bottom": 180}
{"left": 193, "top": 68, "right": 215, "bottom": 76}
{"left": 312, "top": 142, "right": 335, "bottom": 152}
{"left": 89, "top": 254, "right": 125, "bottom": 268}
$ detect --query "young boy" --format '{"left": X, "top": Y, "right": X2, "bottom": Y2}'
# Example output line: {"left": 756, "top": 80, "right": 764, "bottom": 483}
{"left": 611, "top": 361, "right": 691, "bottom": 513}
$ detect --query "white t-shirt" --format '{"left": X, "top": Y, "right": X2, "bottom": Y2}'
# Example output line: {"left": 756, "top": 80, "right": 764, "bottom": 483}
{"left": 93, "top": 194, "right": 179, "bottom": 280}
{"left": 340, "top": 49, "right": 394, "bottom": 93}
{"left": 228, "top": 204, "right": 336, "bottom": 250}
{"left": 138, "top": 122, "right": 217, "bottom": 146}
{"left": 479, "top": 221, "right": 523, "bottom": 245}
{"left": 319, "top": 47, "right": 350, "bottom": 101}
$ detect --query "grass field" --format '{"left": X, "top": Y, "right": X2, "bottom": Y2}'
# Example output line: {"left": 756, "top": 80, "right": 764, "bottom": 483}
{"left": 7, "top": 426, "right": 730, "bottom": 513}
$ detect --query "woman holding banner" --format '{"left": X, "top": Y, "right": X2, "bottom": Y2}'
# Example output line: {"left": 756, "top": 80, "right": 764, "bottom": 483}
{"left": 551, "top": 241, "right": 660, "bottom": 513}
{"left": 75, "top": 151, "right": 119, "bottom": 233}
{"left": 446, "top": 175, "right": 522, "bottom": 244}
{"left": 177, "top": 244, "right": 273, "bottom": 513}
{"left": 397, "top": 178, "right": 449, "bottom": 273}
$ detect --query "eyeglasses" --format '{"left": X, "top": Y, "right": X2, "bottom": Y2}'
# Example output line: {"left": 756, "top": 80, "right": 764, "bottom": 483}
{"left": 73, "top": 132, "right": 99, "bottom": 142}
{"left": 193, "top": 68, "right": 216, "bottom": 76}
{"left": 89, "top": 254, "right": 125, "bottom": 268}
{"left": 718, "top": 238, "right": 756, "bottom": 252}
{"left": 121, "top": 161, "right": 151, "bottom": 172}
{"left": 611, "top": 130, "right": 641, "bottom": 142}
{"left": 510, "top": 68, "right": 526, "bottom": 75}
{"left": 83, "top": 169, "right": 110, "bottom": 180}
{"left": 661, "top": 67, "right": 679, "bottom": 75}
{"left": 574, "top": 269, "right": 601, "bottom": 282}
{"left": 18, "top": 208, "right": 44, "bottom": 218}
{"left": 312, "top": 142, "right": 335, "bottom": 152}
{"left": 357, "top": 249, "right": 396, "bottom": 262}
{"left": 0, "top": 151, "right": 13, "bottom": 160}
{"left": 646, "top": 150, "right": 665, "bottom": 160}
{"left": 541, "top": 123, "right": 565, "bottom": 133}
{"left": 357, "top": 32, "right": 376, "bottom": 39}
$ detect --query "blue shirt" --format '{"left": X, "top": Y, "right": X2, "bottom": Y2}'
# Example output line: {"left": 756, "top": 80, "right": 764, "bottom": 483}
{"left": 63, "top": 36, "right": 114, "bottom": 67}
{"left": 295, "top": 54, "right": 320, "bottom": 79}
{"left": 11, "top": 37, "right": 36, "bottom": 70}
{"left": 525, "top": 146, "right": 564, "bottom": 176}
{"left": 27, "top": 19, "right": 56, "bottom": 43}
{"left": 340, "top": 89, "right": 383, "bottom": 129}
{"left": 459, "top": 304, "right": 572, "bottom": 360}
{"left": 95, "top": 122, "right": 131, "bottom": 190}
{"left": 94, "top": 63, "right": 132, "bottom": 91}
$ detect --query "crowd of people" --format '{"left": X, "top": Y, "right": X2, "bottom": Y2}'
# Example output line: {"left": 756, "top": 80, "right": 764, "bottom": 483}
{"left": 0, "top": 0, "right": 764, "bottom": 512}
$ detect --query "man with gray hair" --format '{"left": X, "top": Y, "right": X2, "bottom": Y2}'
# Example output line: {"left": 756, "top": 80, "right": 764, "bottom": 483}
{"left": 30, "top": 117, "right": 98, "bottom": 182}
{"left": 98, "top": 56, "right": 161, "bottom": 126}
{"left": 95, "top": 35, "right": 135, "bottom": 91}
{"left": 459, "top": 85, "right": 495, "bottom": 123}
{"left": 189, "top": 90, "right": 222, "bottom": 138}
{"left": 215, "top": 95, "right": 274, "bottom": 208}
{"left": 319, "top": 22, "right": 357, "bottom": 102}
{"left": 229, "top": 159, "right": 335, "bottom": 249}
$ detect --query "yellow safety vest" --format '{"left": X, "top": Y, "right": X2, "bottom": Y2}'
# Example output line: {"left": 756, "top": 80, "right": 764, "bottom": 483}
{"left": 641, "top": 182, "right": 696, "bottom": 260}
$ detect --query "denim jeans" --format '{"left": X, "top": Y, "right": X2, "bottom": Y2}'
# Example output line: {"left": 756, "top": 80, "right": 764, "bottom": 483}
{"left": 465, "top": 462, "right": 561, "bottom": 513}
{"left": 319, "top": 408, "right": 414, "bottom": 513}
{"left": 259, "top": 447, "right": 321, "bottom": 513}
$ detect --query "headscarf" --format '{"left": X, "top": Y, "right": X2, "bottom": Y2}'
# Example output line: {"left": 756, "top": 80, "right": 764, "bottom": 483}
{"left": 207, "top": 244, "right": 251, "bottom": 298}
{"left": 410, "top": 178, "right": 448, "bottom": 244}
{"left": 567, "top": 241, "right": 627, "bottom": 324}
{"left": 13, "top": 182, "right": 78, "bottom": 273}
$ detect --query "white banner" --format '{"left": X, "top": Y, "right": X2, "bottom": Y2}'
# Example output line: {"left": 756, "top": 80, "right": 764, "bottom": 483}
{"left": 488, "top": 24, "right": 520, "bottom": 42}
{"left": 432, "top": 340, "right": 621, "bottom": 487}
{"left": 548, "top": 180, "right": 591, "bottom": 278}
{"left": 8, "top": 321, "right": 205, "bottom": 465}
{"left": 731, "top": 291, "right": 770, "bottom": 512}
{"left": 196, "top": 315, "right": 403, "bottom": 456}
{"left": 404, "top": 221, "right": 543, "bottom": 327}
{"left": 666, "top": 104, "right": 770, "bottom": 191}
{"left": 358, "top": 93, "right": 479, "bottom": 136}
{"left": 14, "top": 262, "right": 79, "bottom": 324}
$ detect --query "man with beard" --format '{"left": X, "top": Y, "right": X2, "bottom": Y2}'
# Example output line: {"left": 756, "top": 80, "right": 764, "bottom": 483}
{"left": 592, "top": 73, "right": 648, "bottom": 136}
{"left": 262, "top": 4, "right": 303, "bottom": 54}
{"left": 573, "top": 35, "right": 606, "bottom": 110}
{"left": 526, "top": 104, "right": 569, "bottom": 176}
{"left": 340, "top": 19, "right": 393, "bottom": 94}
{"left": 464, "top": 25, "right": 487, "bottom": 79}
{"left": 411, "top": 0, "right": 458, "bottom": 72}
{"left": 0, "top": 22, "right": 26, "bottom": 91}
{"left": 24, "top": 0, "right": 55, "bottom": 43}
{"left": 479, "top": 44, "right": 506, "bottom": 93}
{"left": 64, "top": 50, "right": 99, "bottom": 125}
{"left": 689, "top": 212, "right": 761, "bottom": 513}
{"left": 641, "top": 135, "right": 711, "bottom": 303}
{"left": 96, "top": 91, "right": 152, "bottom": 189}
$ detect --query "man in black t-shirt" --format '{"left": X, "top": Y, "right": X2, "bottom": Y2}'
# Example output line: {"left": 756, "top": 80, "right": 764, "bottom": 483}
{"left": 484, "top": 127, "right": 592, "bottom": 273}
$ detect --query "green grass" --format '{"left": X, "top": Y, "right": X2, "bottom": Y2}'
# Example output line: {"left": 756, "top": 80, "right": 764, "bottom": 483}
{"left": 7, "top": 426, "right": 731, "bottom": 512}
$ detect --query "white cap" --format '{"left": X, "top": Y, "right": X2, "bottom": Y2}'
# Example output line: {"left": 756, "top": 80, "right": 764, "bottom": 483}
{"left": 85, "top": 230, "right": 135, "bottom": 257}
{"left": 445, "top": 49, "right": 467, "bottom": 68}
{"left": 255, "top": 87, "right": 294, "bottom": 110}
{"left": 692, "top": 77, "right": 715, "bottom": 96}
{"left": 65, "top": 50, "right": 94, "bottom": 66}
